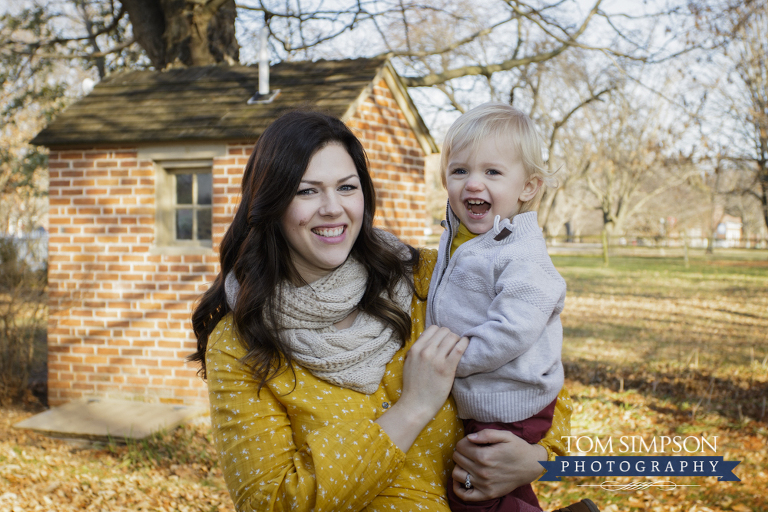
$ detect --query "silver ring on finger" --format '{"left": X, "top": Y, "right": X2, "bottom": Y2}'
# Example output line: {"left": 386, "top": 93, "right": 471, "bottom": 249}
{"left": 464, "top": 473, "right": 472, "bottom": 490}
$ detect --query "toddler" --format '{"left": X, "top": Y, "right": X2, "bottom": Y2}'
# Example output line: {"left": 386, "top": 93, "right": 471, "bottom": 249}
{"left": 426, "top": 103, "right": 566, "bottom": 512}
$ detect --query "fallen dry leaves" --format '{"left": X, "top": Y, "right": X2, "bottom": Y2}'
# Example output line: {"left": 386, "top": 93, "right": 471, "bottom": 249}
{"left": 2, "top": 252, "right": 767, "bottom": 512}
{"left": 536, "top": 379, "right": 768, "bottom": 512}
{"left": 0, "top": 409, "right": 235, "bottom": 512}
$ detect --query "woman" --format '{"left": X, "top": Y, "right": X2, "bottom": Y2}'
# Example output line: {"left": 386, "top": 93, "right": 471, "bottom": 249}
{"left": 190, "top": 110, "right": 582, "bottom": 512}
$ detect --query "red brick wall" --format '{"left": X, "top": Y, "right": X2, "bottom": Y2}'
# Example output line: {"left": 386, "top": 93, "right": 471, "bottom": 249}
{"left": 46, "top": 148, "right": 247, "bottom": 406}
{"left": 46, "top": 82, "right": 429, "bottom": 406}
{"left": 348, "top": 79, "right": 428, "bottom": 247}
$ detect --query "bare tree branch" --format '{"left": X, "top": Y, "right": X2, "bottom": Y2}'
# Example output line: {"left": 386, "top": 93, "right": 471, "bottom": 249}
{"left": 435, "top": 84, "right": 466, "bottom": 113}
{"left": 401, "top": 0, "right": 602, "bottom": 87}
{"left": 546, "top": 85, "right": 615, "bottom": 159}
{"left": 8, "top": 3, "right": 126, "bottom": 49}
{"left": 378, "top": 16, "right": 515, "bottom": 58}
{"left": 15, "top": 37, "right": 137, "bottom": 60}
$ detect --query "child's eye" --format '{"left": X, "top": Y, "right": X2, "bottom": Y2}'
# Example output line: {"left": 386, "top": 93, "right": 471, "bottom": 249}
{"left": 451, "top": 167, "right": 468, "bottom": 175}
{"left": 486, "top": 169, "right": 501, "bottom": 175}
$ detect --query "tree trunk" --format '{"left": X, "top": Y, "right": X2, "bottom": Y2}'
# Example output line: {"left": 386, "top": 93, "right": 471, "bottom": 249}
{"left": 121, "top": 0, "right": 239, "bottom": 69}
{"left": 706, "top": 234, "right": 715, "bottom": 254}
{"left": 121, "top": 0, "right": 166, "bottom": 68}
{"left": 760, "top": 166, "right": 768, "bottom": 235}
{"left": 539, "top": 186, "right": 561, "bottom": 237}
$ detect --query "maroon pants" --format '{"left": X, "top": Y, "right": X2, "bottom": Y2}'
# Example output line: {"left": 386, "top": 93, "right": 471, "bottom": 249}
{"left": 447, "top": 398, "right": 557, "bottom": 512}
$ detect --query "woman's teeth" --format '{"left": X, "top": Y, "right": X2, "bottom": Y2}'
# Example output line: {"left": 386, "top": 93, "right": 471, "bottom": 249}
{"left": 312, "top": 226, "right": 345, "bottom": 237}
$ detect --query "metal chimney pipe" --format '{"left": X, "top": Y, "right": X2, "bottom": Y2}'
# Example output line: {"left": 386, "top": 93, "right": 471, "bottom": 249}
{"left": 259, "top": 26, "right": 269, "bottom": 96}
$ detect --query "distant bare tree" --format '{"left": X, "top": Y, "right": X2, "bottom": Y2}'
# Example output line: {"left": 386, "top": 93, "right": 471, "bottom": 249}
{"left": 0, "top": 0, "right": 725, "bottom": 239}
{"left": 579, "top": 81, "right": 700, "bottom": 238}
{"left": 502, "top": 49, "right": 619, "bottom": 236}
{"left": 721, "top": 1, "right": 768, "bottom": 232}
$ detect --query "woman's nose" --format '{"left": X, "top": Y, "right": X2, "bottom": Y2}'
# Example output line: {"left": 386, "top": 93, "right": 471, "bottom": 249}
{"left": 319, "top": 192, "right": 344, "bottom": 216}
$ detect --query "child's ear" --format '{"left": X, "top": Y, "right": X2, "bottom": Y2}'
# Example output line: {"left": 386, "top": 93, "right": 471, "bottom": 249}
{"left": 520, "top": 177, "right": 542, "bottom": 202}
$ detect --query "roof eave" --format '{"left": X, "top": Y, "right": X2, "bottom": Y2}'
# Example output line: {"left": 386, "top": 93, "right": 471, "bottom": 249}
{"left": 341, "top": 58, "right": 438, "bottom": 156}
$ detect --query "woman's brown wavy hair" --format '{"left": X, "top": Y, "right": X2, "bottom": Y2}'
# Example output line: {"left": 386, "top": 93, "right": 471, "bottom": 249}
{"left": 189, "top": 110, "right": 419, "bottom": 390}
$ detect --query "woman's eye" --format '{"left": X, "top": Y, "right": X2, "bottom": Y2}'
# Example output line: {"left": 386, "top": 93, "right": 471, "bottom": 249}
{"left": 296, "top": 188, "right": 316, "bottom": 195}
{"left": 339, "top": 184, "right": 358, "bottom": 192}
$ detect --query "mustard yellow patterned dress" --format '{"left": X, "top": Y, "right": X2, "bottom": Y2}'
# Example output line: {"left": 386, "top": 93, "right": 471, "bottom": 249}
{"left": 206, "top": 249, "right": 572, "bottom": 512}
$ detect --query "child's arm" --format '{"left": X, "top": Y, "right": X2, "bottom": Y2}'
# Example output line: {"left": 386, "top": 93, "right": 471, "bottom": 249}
{"left": 455, "top": 259, "right": 565, "bottom": 378}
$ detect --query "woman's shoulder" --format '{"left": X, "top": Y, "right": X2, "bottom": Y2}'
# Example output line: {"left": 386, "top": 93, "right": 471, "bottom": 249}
{"left": 206, "top": 313, "right": 246, "bottom": 358}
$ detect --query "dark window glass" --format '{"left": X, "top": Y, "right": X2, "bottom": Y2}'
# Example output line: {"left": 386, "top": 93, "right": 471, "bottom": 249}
{"left": 197, "top": 209, "right": 212, "bottom": 241}
{"left": 176, "top": 209, "right": 193, "bottom": 239}
{"left": 176, "top": 174, "right": 193, "bottom": 204}
{"left": 197, "top": 173, "right": 212, "bottom": 205}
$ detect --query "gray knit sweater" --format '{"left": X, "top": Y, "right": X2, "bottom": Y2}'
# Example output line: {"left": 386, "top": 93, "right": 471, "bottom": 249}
{"left": 426, "top": 206, "right": 566, "bottom": 423}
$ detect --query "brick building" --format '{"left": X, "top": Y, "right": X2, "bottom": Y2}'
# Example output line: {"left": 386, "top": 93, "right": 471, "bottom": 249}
{"left": 32, "top": 58, "right": 437, "bottom": 406}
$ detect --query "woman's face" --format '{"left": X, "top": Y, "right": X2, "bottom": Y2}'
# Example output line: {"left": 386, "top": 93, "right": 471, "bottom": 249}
{"left": 282, "top": 143, "right": 365, "bottom": 284}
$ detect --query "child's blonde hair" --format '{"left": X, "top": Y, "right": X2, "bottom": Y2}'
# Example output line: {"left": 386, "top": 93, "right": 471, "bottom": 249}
{"left": 440, "top": 102, "right": 557, "bottom": 214}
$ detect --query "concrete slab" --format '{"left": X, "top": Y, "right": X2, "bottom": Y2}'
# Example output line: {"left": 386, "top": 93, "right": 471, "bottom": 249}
{"left": 12, "top": 398, "right": 207, "bottom": 441}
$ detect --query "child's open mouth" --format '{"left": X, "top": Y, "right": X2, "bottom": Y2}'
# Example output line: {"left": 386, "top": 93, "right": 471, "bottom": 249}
{"left": 465, "top": 199, "right": 491, "bottom": 217}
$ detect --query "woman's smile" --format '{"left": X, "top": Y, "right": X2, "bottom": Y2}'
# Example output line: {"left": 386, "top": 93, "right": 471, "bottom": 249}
{"left": 311, "top": 224, "right": 347, "bottom": 240}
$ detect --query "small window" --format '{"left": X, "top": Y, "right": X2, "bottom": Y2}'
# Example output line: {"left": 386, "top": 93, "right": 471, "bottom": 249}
{"left": 154, "top": 159, "right": 214, "bottom": 250}
{"left": 174, "top": 171, "right": 212, "bottom": 241}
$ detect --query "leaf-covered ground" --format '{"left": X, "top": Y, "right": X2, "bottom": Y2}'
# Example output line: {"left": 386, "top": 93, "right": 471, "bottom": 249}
{"left": 540, "top": 251, "right": 768, "bottom": 511}
{"left": 2, "top": 249, "right": 766, "bottom": 511}
{"left": 0, "top": 410, "right": 235, "bottom": 512}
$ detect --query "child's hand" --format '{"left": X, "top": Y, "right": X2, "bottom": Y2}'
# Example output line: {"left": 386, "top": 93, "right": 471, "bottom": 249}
{"left": 375, "top": 325, "right": 468, "bottom": 452}
{"left": 399, "top": 325, "right": 468, "bottom": 423}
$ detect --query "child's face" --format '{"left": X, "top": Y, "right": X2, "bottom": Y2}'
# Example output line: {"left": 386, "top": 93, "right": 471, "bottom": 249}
{"left": 445, "top": 136, "right": 540, "bottom": 234}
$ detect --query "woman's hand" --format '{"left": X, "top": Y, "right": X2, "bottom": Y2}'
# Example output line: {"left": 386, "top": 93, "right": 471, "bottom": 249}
{"left": 375, "top": 325, "right": 468, "bottom": 452}
{"left": 451, "top": 429, "right": 548, "bottom": 501}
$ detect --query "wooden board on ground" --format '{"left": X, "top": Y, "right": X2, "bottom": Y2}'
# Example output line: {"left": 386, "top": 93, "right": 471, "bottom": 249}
{"left": 12, "top": 398, "right": 207, "bottom": 441}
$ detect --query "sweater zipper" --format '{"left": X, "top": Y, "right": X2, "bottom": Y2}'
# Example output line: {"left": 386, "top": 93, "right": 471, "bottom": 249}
{"left": 428, "top": 202, "right": 455, "bottom": 325}
{"left": 435, "top": 202, "right": 454, "bottom": 286}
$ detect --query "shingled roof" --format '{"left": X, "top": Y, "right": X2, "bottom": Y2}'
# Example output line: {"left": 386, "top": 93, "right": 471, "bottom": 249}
{"left": 32, "top": 57, "right": 435, "bottom": 151}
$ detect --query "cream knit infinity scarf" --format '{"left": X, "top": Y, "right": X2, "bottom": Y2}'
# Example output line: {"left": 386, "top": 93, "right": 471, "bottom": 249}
{"left": 225, "top": 242, "right": 412, "bottom": 394}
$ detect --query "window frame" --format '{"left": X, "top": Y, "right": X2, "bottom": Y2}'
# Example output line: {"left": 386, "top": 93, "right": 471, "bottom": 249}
{"left": 170, "top": 165, "right": 213, "bottom": 244}
{"left": 155, "top": 159, "right": 213, "bottom": 249}
{"left": 139, "top": 143, "right": 226, "bottom": 255}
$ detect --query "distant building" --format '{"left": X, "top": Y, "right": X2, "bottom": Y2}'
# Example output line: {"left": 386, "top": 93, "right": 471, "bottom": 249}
{"left": 32, "top": 58, "right": 437, "bottom": 406}
{"left": 715, "top": 214, "right": 743, "bottom": 247}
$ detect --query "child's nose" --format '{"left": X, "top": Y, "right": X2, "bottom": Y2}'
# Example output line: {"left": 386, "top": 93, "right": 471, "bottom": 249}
{"left": 465, "top": 178, "right": 484, "bottom": 191}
